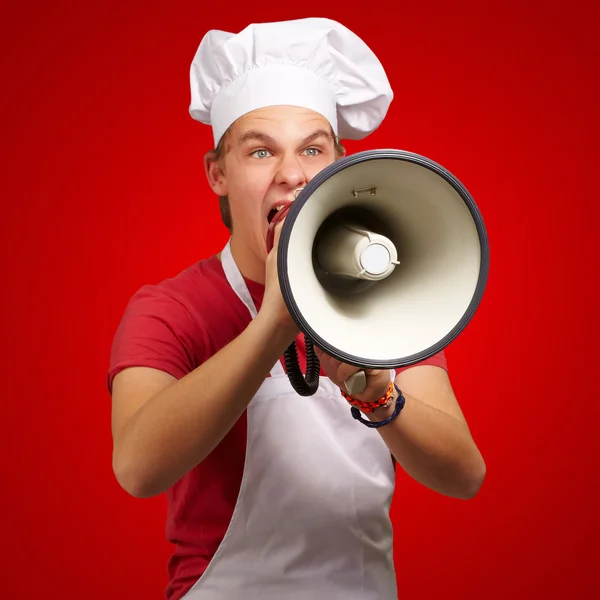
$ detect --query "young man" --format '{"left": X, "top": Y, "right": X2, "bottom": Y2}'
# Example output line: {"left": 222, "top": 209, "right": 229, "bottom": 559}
{"left": 108, "top": 17, "right": 486, "bottom": 600}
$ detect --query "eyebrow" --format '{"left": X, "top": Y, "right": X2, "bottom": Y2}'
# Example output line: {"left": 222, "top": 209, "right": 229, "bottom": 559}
{"left": 237, "top": 128, "right": 333, "bottom": 148}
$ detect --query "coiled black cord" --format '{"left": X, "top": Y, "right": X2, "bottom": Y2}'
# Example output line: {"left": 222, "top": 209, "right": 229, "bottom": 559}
{"left": 283, "top": 336, "right": 321, "bottom": 396}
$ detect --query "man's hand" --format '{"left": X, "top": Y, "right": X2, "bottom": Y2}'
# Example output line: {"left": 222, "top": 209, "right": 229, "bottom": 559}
{"left": 313, "top": 346, "right": 391, "bottom": 403}
{"left": 260, "top": 219, "right": 301, "bottom": 340}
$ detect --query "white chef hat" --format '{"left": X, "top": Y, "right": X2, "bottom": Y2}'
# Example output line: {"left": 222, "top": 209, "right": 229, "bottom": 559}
{"left": 189, "top": 18, "right": 394, "bottom": 147}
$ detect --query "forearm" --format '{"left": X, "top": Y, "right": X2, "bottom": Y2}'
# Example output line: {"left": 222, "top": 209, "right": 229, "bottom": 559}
{"left": 371, "top": 392, "right": 486, "bottom": 500}
{"left": 114, "top": 312, "right": 297, "bottom": 498}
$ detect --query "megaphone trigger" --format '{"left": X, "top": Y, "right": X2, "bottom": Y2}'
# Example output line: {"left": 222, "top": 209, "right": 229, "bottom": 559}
{"left": 344, "top": 371, "right": 367, "bottom": 396}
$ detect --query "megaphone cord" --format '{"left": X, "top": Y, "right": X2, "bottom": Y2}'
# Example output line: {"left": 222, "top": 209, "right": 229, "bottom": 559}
{"left": 283, "top": 337, "right": 321, "bottom": 396}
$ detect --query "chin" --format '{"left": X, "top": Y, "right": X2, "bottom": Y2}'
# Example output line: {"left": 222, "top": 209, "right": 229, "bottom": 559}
{"left": 252, "top": 228, "right": 269, "bottom": 259}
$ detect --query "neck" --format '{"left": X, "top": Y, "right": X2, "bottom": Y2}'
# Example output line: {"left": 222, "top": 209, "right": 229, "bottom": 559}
{"left": 229, "top": 233, "right": 266, "bottom": 285}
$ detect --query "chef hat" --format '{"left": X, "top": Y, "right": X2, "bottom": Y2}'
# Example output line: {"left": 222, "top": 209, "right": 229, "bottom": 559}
{"left": 189, "top": 18, "right": 394, "bottom": 147}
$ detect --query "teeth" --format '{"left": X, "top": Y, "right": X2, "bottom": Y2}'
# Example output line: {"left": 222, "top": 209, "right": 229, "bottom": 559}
{"left": 268, "top": 203, "right": 289, "bottom": 223}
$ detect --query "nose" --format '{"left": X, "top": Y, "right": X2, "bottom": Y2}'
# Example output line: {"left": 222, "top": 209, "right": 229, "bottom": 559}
{"left": 274, "top": 153, "right": 307, "bottom": 190}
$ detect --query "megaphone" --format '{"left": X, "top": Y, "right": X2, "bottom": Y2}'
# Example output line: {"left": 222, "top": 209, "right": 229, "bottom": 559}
{"left": 266, "top": 149, "right": 489, "bottom": 397}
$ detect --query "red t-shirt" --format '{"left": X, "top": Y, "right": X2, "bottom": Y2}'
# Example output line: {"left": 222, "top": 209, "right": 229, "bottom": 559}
{"left": 107, "top": 254, "right": 448, "bottom": 600}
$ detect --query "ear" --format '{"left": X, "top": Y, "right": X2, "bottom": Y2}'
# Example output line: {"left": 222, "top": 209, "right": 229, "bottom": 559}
{"left": 204, "top": 150, "right": 228, "bottom": 196}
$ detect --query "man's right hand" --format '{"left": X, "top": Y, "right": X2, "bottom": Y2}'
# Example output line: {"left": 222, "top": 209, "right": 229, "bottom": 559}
{"left": 260, "top": 219, "right": 301, "bottom": 341}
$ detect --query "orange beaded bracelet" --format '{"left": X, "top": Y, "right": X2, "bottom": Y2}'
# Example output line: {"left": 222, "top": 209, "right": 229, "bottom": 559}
{"left": 340, "top": 380, "right": 395, "bottom": 413}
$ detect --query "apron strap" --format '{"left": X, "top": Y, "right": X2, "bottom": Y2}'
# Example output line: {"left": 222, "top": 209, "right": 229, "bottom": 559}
{"left": 221, "top": 239, "right": 285, "bottom": 378}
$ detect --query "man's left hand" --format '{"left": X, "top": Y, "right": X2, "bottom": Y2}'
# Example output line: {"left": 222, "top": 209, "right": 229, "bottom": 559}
{"left": 313, "top": 346, "right": 391, "bottom": 403}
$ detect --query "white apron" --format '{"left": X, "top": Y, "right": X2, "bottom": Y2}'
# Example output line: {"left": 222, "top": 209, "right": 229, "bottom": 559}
{"left": 182, "top": 240, "right": 398, "bottom": 600}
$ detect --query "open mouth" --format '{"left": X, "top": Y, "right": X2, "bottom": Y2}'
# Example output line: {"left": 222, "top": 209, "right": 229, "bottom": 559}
{"left": 267, "top": 204, "right": 287, "bottom": 224}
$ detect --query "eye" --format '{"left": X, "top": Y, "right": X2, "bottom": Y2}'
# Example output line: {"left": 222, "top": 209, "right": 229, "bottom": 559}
{"left": 302, "top": 147, "right": 321, "bottom": 157}
{"left": 251, "top": 149, "right": 272, "bottom": 159}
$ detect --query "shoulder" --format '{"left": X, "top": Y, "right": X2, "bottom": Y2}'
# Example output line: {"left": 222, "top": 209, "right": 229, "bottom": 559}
{"left": 107, "top": 254, "right": 246, "bottom": 393}
{"left": 114, "top": 257, "right": 211, "bottom": 343}
{"left": 394, "top": 349, "right": 448, "bottom": 376}
{"left": 118, "top": 253, "right": 245, "bottom": 332}
{"left": 127, "top": 254, "right": 226, "bottom": 309}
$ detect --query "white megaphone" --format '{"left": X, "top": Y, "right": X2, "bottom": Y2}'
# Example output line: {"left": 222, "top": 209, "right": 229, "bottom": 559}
{"left": 265, "top": 149, "right": 489, "bottom": 397}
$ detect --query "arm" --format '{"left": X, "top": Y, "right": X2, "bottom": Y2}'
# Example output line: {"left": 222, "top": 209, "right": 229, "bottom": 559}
{"left": 368, "top": 365, "right": 485, "bottom": 500}
{"left": 111, "top": 308, "right": 298, "bottom": 499}
{"left": 111, "top": 226, "right": 299, "bottom": 499}
{"left": 313, "top": 350, "right": 486, "bottom": 500}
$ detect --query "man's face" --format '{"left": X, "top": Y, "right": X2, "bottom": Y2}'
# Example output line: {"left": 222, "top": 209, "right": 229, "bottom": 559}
{"left": 206, "top": 105, "right": 341, "bottom": 266}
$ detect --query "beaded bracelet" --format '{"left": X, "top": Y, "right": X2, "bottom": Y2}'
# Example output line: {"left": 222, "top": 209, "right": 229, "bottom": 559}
{"left": 340, "top": 380, "right": 395, "bottom": 413}
{"left": 351, "top": 385, "right": 405, "bottom": 428}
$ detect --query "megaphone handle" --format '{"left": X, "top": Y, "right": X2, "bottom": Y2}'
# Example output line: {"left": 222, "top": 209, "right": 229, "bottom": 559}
{"left": 344, "top": 371, "right": 367, "bottom": 396}
{"left": 282, "top": 336, "right": 321, "bottom": 396}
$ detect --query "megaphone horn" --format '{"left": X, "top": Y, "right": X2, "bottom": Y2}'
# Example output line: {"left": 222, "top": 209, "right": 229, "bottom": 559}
{"left": 266, "top": 149, "right": 490, "bottom": 398}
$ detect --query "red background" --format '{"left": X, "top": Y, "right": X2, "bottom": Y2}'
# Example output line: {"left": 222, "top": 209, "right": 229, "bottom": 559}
{"left": 1, "top": 0, "right": 598, "bottom": 598}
